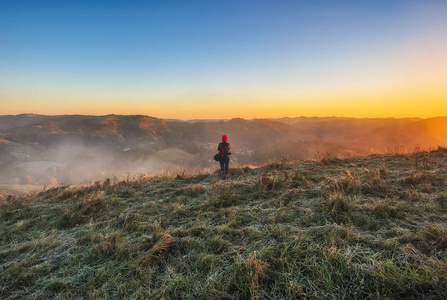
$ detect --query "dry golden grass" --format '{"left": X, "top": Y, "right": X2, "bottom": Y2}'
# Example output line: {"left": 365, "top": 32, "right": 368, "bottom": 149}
{"left": 1, "top": 147, "right": 447, "bottom": 299}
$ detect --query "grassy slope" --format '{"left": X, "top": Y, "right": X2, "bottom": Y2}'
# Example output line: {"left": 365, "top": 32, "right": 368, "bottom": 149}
{"left": 1, "top": 149, "right": 447, "bottom": 299}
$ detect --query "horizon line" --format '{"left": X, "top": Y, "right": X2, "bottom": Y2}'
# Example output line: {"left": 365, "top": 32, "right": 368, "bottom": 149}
{"left": 2, "top": 113, "right": 443, "bottom": 122}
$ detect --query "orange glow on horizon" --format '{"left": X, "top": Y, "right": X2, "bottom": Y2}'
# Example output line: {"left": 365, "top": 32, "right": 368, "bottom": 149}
{"left": 2, "top": 89, "right": 446, "bottom": 120}
{"left": 2, "top": 75, "right": 446, "bottom": 119}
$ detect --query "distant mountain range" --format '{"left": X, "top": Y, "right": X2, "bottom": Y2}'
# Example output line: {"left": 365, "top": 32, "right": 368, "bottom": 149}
{"left": 1, "top": 114, "right": 446, "bottom": 192}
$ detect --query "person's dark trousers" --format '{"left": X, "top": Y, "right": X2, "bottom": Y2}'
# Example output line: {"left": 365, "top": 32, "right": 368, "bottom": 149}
{"left": 220, "top": 159, "right": 229, "bottom": 180}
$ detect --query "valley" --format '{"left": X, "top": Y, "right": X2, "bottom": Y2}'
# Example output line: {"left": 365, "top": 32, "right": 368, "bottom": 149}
{"left": 1, "top": 114, "right": 446, "bottom": 195}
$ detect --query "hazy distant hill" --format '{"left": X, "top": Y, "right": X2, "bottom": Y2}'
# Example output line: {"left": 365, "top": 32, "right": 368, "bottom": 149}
{"left": 1, "top": 114, "right": 447, "bottom": 193}
{"left": 273, "top": 117, "right": 447, "bottom": 152}
{"left": 270, "top": 116, "right": 358, "bottom": 125}
{"left": 1, "top": 114, "right": 173, "bottom": 146}
{"left": 0, "top": 114, "right": 47, "bottom": 130}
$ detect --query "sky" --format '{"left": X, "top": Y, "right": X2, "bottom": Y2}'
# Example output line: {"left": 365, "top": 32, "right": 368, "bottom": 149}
{"left": 1, "top": 0, "right": 446, "bottom": 119}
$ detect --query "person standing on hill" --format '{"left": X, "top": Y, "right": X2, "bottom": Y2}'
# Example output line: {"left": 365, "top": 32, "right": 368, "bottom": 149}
{"left": 218, "top": 135, "right": 231, "bottom": 180}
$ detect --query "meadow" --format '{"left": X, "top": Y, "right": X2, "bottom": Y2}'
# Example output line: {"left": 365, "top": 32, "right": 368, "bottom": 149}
{"left": 1, "top": 148, "right": 446, "bottom": 299}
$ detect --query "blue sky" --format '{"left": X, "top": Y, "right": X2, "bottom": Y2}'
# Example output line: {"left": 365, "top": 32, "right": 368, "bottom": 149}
{"left": 1, "top": 1, "right": 446, "bottom": 118}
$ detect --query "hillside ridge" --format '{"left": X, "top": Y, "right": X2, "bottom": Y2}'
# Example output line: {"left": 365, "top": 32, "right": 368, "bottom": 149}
{"left": 1, "top": 149, "right": 446, "bottom": 299}
{"left": 2, "top": 114, "right": 447, "bottom": 193}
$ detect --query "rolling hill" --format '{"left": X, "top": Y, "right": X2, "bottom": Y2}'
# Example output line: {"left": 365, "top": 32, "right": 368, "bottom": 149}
{"left": 1, "top": 114, "right": 447, "bottom": 194}
{"left": 1, "top": 148, "right": 446, "bottom": 299}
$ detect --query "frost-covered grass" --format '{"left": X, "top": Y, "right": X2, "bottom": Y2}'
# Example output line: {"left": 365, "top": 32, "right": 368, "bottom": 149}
{"left": 1, "top": 148, "right": 447, "bottom": 299}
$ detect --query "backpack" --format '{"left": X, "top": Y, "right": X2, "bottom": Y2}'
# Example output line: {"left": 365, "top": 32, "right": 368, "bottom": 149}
{"left": 220, "top": 142, "right": 231, "bottom": 161}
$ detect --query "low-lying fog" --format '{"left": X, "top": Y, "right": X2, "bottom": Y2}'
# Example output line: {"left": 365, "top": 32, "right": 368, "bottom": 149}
{"left": 0, "top": 141, "right": 217, "bottom": 193}
{"left": 1, "top": 115, "right": 446, "bottom": 195}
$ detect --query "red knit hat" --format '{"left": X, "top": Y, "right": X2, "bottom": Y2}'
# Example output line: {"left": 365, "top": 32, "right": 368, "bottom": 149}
{"left": 222, "top": 134, "right": 228, "bottom": 142}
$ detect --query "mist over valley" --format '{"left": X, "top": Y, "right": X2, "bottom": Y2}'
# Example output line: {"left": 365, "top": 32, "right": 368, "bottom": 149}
{"left": 1, "top": 114, "right": 447, "bottom": 195}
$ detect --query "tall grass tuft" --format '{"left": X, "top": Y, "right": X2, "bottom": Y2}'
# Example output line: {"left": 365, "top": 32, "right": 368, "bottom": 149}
{"left": 246, "top": 251, "right": 266, "bottom": 300}
{"left": 137, "top": 233, "right": 174, "bottom": 267}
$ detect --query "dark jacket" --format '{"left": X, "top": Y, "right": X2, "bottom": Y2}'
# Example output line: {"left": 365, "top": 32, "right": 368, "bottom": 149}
{"left": 218, "top": 142, "right": 231, "bottom": 161}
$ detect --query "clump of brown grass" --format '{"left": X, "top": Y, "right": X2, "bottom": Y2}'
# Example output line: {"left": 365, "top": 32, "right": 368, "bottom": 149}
{"left": 362, "top": 168, "right": 390, "bottom": 197}
{"left": 0, "top": 194, "right": 7, "bottom": 205}
{"left": 207, "top": 182, "right": 239, "bottom": 208}
{"left": 246, "top": 251, "right": 266, "bottom": 300}
{"left": 137, "top": 233, "right": 174, "bottom": 267}
{"left": 324, "top": 193, "right": 351, "bottom": 214}
{"left": 421, "top": 225, "right": 447, "bottom": 250}
{"left": 372, "top": 200, "right": 394, "bottom": 219}
{"left": 256, "top": 170, "right": 285, "bottom": 192}
{"left": 182, "top": 184, "right": 205, "bottom": 197}
{"left": 90, "top": 232, "right": 125, "bottom": 260}
{"left": 0, "top": 195, "right": 29, "bottom": 215}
